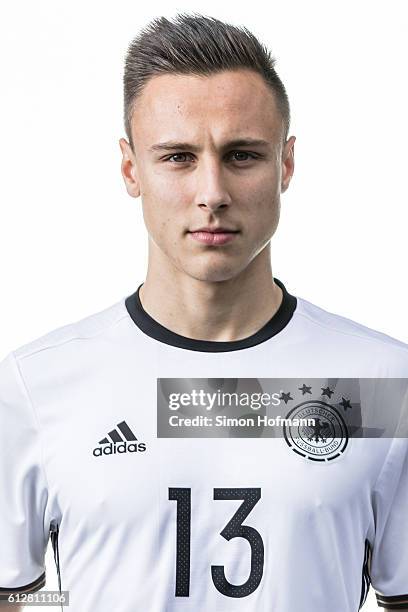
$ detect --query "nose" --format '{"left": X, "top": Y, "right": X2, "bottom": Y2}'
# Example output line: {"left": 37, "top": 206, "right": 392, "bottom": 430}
{"left": 192, "top": 156, "right": 233, "bottom": 212}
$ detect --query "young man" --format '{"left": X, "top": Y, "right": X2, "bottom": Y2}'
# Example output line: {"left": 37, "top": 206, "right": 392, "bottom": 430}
{"left": 0, "top": 12, "right": 407, "bottom": 612}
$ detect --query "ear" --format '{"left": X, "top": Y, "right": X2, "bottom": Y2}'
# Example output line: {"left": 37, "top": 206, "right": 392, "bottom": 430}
{"left": 119, "top": 137, "right": 141, "bottom": 198}
{"left": 281, "top": 135, "right": 296, "bottom": 193}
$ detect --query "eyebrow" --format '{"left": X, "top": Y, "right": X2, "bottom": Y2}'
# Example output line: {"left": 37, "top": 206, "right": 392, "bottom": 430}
{"left": 148, "top": 138, "right": 271, "bottom": 153}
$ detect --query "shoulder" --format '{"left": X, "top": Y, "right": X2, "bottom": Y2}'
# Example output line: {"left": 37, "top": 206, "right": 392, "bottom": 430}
{"left": 294, "top": 295, "right": 408, "bottom": 373}
{"left": 11, "top": 297, "right": 128, "bottom": 364}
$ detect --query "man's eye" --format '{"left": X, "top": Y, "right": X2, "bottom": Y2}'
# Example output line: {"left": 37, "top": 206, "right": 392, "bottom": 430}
{"left": 166, "top": 153, "right": 193, "bottom": 163}
{"left": 229, "top": 151, "right": 258, "bottom": 162}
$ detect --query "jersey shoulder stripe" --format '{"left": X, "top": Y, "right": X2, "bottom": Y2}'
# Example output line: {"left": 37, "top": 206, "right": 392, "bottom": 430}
{"left": 297, "top": 296, "right": 408, "bottom": 355}
{"left": 13, "top": 298, "right": 127, "bottom": 361}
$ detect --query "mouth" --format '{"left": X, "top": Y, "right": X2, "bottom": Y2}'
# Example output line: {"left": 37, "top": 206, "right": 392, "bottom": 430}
{"left": 188, "top": 229, "right": 240, "bottom": 246}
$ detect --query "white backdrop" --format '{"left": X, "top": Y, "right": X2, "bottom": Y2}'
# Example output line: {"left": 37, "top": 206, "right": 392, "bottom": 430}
{"left": 1, "top": 1, "right": 407, "bottom": 610}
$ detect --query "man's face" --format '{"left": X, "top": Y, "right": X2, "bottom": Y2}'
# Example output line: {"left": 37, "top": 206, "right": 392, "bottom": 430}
{"left": 119, "top": 69, "right": 295, "bottom": 282}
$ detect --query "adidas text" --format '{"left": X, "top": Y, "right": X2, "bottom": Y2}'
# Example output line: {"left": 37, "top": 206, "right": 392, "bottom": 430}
{"left": 93, "top": 442, "right": 147, "bottom": 457}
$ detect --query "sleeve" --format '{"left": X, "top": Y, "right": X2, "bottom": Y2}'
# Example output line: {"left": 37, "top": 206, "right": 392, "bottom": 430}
{"left": 370, "top": 434, "right": 408, "bottom": 609}
{"left": 0, "top": 351, "right": 49, "bottom": 601}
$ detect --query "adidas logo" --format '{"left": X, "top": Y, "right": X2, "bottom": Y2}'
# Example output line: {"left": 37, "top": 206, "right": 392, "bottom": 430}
{"left": 92, "top": 420, "right": 147, "bottom": 457}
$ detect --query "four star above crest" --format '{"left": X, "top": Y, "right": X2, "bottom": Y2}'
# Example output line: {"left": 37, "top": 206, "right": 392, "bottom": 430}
{"left": 278, "top": 384, "right": 352, "bottom": 410}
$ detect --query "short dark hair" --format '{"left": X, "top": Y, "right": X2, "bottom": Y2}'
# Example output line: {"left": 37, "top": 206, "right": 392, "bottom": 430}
{"left": 122, "top": 12, "right": 291, "bottom": 152}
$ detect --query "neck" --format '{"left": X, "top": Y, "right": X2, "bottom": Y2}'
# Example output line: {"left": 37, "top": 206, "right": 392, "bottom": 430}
{"left": 138, "top": 243, "right": 283, "bottom": 342}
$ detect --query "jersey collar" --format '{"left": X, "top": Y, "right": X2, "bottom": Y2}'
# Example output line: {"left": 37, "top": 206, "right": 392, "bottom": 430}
{"left": 125, "top": 277, "right": 297, "bottom": 352}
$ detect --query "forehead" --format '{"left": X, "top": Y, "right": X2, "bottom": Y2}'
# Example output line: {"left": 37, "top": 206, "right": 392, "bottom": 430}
{"left": 131, "top": 69, "right": 282, "bottom": 145}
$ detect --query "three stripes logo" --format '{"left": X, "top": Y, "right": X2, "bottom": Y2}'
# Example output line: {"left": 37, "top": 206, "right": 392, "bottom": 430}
{"left": 92, "top": 420, "right": 147, "bottom": 457}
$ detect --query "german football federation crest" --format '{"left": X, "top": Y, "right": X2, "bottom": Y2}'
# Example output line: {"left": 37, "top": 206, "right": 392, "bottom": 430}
{"left": 283, "top": 400, "right": 349, "bottom": 461}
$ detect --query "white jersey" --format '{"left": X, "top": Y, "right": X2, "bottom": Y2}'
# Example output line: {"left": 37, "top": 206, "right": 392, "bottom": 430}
{"left": 1, "top": 277, "right": 407, "bottom": 611}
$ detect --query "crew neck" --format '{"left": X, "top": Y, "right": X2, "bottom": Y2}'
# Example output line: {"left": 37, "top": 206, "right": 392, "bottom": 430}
{"left": 124, "top": 277, "right": 297, "bottom": 352}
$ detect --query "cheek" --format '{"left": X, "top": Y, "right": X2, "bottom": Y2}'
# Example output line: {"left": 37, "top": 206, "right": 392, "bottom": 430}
{"left": 243, "top": 192, "right": 281, "bottom": 251}
{"left": 244, "top": 182, "right": 280, "bottom": 229}
{"left": 262, "top": 198, "right": 281, "bottom": 233}
{"left": 140, "top": 192, "right": 186, "bottom": 254}
{"left": 142, "top": 203, "right": 175, "bottom": 241}
{"left": 139, "top": 175, "right": 173, "bottom": 231}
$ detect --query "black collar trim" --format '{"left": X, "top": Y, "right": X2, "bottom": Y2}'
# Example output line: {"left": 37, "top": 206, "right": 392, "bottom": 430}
{"left": 125, "top": 277, "right": 297, "bottom": 352}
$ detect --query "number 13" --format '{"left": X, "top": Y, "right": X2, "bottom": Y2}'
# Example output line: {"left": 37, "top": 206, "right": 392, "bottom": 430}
{"left": 169, "top": 487, "right": 264, "bottom": 598}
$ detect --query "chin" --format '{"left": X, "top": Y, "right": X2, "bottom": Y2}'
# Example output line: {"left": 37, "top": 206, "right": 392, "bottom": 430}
{"left": 182, "top": 264, "right": 244, "bottom": 284}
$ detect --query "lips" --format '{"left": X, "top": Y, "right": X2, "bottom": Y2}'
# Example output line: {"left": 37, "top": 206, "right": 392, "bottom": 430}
{"left": 188, "top": 229, "right": 239, "bottom": 246}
